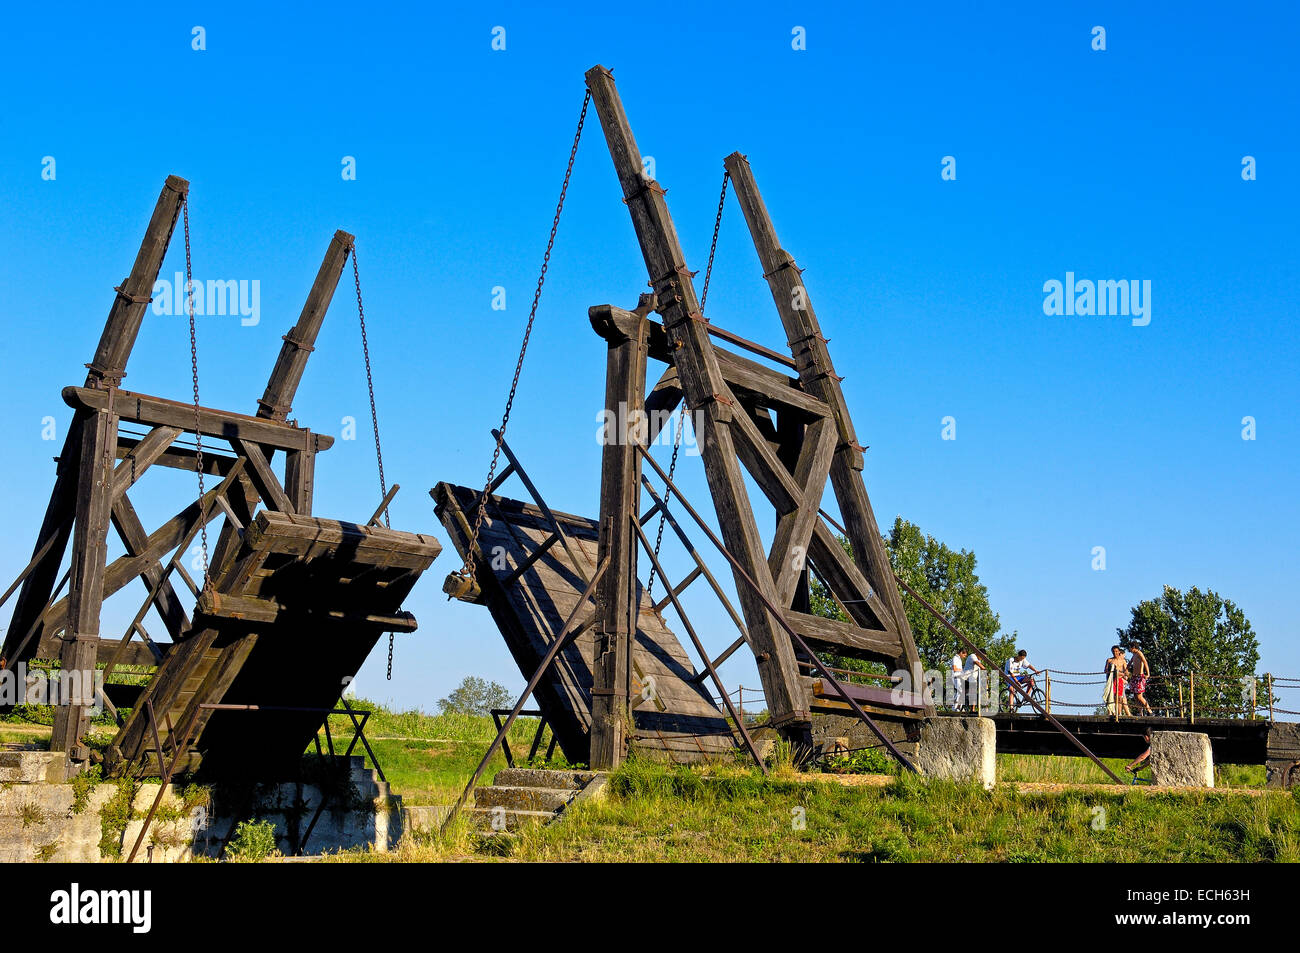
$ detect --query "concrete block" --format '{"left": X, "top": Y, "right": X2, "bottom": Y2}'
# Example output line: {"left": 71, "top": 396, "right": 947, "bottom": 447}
{"left": 915, "top": 716, "right": 996, "bottom": 789}
{"left": 474, "top": 784, "right": 575, "bottom": 813}
{"left": 0, "top": 751, "right": 67, "bottom": 784}
{"left": 1150, "top": 731, "right": 1214, "bottom": 787}
{"left": 1265, "top": 722, "right": 1300, "bottom": 788}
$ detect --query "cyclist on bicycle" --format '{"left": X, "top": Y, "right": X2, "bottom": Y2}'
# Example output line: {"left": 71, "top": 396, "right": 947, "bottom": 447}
{"left": 1003, "top": 649, "right": 1040, "bottom": 711}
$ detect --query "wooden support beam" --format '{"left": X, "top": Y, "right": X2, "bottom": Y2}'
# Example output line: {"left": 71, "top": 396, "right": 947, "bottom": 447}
{"left": 236, "top": 438, "right": 294, "bottom": 514}
{"left": 493, "top": 430, "right": 594, "bottom": 584}
{"left": 257, "top": 229, "right": 354, "bottom": 421}
{"left": 784, "top": 612, "right": 900, "bottom": 661}
{"left": 2, "top": 429, "right": 81, "bottom": 664}
{"left": 114, "top": 436, "right": 236, "bottom": 477}
{"left": 725, "top": 152, "right": 923, "bottom": 677}
{"left": 51, "top": 409, "right": 117, "bottom": 758}
{"left": 41, "top": 460, "right": 245, "bottom": 639}
{"left": 619, "top": 314, "right": 831, "bottom": 421}
{"left": 575, "top": 78, "right": 813, "bottom": 728}
{"left": 108, "top": 496, "right": 191, "bottom": 641}
{"left": 807, "top": 520, "right": 897, "bottom": 637}
{"left": 767, "top": 417, "right": 838, "bottom": 605}
{"left": 284, "top": 449, "right": 316, "bottom": 516}
{"left": 85, "top": 176, "right": 188, "bottom": 387}
{"left": 65, "top": 386, "right": 332, "bottom": 454}
{"left": 638, "top": 477, "right": 752, "bottom": 674}
{"left": 652, "top": 565, "right": 703, "bottom": 613}
{"left": 111, "top": 426, "right": 182, "bottom": 501}
{"left": 591, "top": 307, "right": 648, "bottom": 770}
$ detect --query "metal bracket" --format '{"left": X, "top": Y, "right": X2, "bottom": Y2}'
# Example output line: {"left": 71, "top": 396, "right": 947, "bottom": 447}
{"left": 113, "top": 284, "right": 153, "bottom": 305}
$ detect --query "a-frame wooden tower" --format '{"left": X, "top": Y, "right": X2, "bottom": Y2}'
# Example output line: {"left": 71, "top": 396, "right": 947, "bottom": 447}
{"left": 584, "top": 66, "right": 927, "bottom": 765}
{"left": 0, "top": 176, "right": 441, "bottom": 776}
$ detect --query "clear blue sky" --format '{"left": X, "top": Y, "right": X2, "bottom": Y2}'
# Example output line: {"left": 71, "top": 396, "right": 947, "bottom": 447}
{"left": 2, "top": 3, "right": 1296, "bottom": 715}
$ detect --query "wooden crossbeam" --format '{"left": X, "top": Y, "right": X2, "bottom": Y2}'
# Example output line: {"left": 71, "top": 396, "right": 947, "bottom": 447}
{"left": 767, "top": 417, "right": 839, "bottom": 605}
{"left": 65, "top": 386, "right": 331, "bottom": 454}
{"left": 108, "top": 496, "right": 191, "bottom": 640}
{"left": 653, "top": 565, "right": 703, "bottom": 613}
{"left": 785, "top": 611, "right": 900, "bottom": 661}
{"left": 808, "top": 519, "right": 897, "bottom": 636}
{"left": 236, "top": 438, "right": 294, "bottom": 514}
{"left": 39, "top": 461, "right": 245, "bottom": 640}
{"left": 111, "top": 426, "right": 183, "bottom": 501}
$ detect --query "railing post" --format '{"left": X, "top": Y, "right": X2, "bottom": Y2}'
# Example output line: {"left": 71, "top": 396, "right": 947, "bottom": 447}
{"left": 1250, "top": 676, "right": 1257, "bottom": 720}
{"left": 1268, "top": 674, "right": 1274, "bottom": 722}
{"left": 1189, "top": 671, "right": 1195, "bottom": 724}
{"left": 1045, "top": 670, "right": 1052, "bottom": 716}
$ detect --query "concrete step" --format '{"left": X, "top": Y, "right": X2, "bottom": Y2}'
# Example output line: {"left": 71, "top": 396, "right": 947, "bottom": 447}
{"left": 473, "top": 784, "right": 576, "bottom": 813}
{"left": 0, "top": 751, "right": 66, "bottom": 784}
{"left": 467, "top": 807, "right": 555, "bottom": 832}
{"left": 491, "top": 768, "right": 596, "bottom": 790}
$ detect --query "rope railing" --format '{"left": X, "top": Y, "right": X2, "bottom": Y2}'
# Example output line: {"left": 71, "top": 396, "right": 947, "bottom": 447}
{"left": 699, "top": 669, "right": 1297, "bottom": 725}
{"left": 986, "top": 666, "right": 1294, "bottom": 722}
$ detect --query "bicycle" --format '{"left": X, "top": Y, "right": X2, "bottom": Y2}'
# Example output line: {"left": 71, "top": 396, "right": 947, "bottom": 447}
{"left": 1126, "top": 762, "right": 1153, "bottom": 785}
{"left": 1002, "top": 676, "right": 1046, "bottom": 713}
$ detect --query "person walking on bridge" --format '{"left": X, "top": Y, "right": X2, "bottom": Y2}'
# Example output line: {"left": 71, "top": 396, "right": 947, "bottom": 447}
{"left": 1128, "top": 643, "right": 1153, "bottom": 715}
{"left": 1104, "top": 645, "right": 1131, "bottom": 717}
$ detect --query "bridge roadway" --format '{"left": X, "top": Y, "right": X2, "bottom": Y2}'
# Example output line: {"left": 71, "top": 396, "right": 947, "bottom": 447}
{"left": 935, "top": 710, "right": 1288, "bottom": 765}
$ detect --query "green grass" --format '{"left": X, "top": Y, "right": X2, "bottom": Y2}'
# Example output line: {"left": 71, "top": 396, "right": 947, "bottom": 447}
{"left": 320, "top": 700, "right": 571, "bottom": 805}
{"left": 998, "top": 753, "right": 1267, "bottom": 787}
{"left": 372, "top": 759, "right": 1300, "bottom": 863}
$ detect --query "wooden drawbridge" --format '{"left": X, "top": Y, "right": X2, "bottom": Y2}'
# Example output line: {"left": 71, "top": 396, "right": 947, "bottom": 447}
{"left": 0, "top": 176, "right": 440, "bottom": 779}
{"left": 434, "top": 480, "right": 735, "bottom": 763}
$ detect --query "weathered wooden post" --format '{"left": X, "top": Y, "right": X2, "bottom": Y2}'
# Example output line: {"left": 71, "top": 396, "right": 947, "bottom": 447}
{"left": 589, "top": 305, "right": 651, "bottom": 769}
{"left": 1045, "top": 669, "right": 1052, "bottom": 716}
{"left": 583, "top": 65, "right": 810, "bottom": 742}
{"left": 1189, "top": 671, "right": 1196, "bottom": 724}
{"left": 3, "top": 177, "right": 188, "bottom": 683}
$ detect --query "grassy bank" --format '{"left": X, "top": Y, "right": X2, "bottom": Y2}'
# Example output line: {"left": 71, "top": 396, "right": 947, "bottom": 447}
{"left": 328, "top": 701, "right": 571, "bottom": 805}
{"left": 370, "top": 759, "right": 1300, "bottom": 863}
{"left": 997, "top": 753, "right": 1266, "bottom": 788}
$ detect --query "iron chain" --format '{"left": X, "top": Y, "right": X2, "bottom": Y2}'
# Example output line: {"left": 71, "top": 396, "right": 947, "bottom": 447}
{"left": 349, "top": 242, "right": 396, "bottom": 679}
{"left": 183, "top": 197, "right": 209, "bottom": 591}
{"left": 464, "top": 89, "right": 591, "bottom": 583}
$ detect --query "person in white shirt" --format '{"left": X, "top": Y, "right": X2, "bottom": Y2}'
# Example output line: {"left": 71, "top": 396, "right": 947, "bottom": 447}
{"left": 950, "top": 649, "right": 968, "bottom": 709}
{"left": 962, "top": 650, "right": 985, "bottom": 712}
{"left": 1003, "top": 649, "right": 1040, "bottom": 711}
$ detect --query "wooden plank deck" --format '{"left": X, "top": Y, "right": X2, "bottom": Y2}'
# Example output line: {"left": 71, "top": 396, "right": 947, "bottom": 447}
{"left": 433, "top": 482, "right": 737, "bottom": 763}
{"left": 105, "top": 513, "right": 441, "bottom": 778}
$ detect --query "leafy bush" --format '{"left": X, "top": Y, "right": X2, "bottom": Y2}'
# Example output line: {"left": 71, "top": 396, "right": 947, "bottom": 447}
{"left": 225, "top": 819, "right": 279, "bottom": 862}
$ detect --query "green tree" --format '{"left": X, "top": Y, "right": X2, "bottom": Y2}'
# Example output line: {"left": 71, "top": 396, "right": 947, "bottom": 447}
{"left": 1117, "top": 585, "right": 1262, "bottom": 717}
{"left": 438, "top": 676, "right": 514, "bottom": 716}
{"left": 811, "top": 517, "right": 1016, "bottom": 673}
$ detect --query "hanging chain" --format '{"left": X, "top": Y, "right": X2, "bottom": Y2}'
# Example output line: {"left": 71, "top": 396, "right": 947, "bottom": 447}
{"left": 183, "top": 196, "right": 209, "bottom": 591}
{"left": 352, "top": 244, "right": 388, "bottom": 530}
{"left": 647, "top": 169, "right": 729, "bottom": 599}
{"left": 462, "top": 89, "right": 591, "bottom": 584}
{"left": 700, "top": 170, "right": 729, "bottom": 315}
{"left": 349, "top": 241, "right": 396, "bottom": 679}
